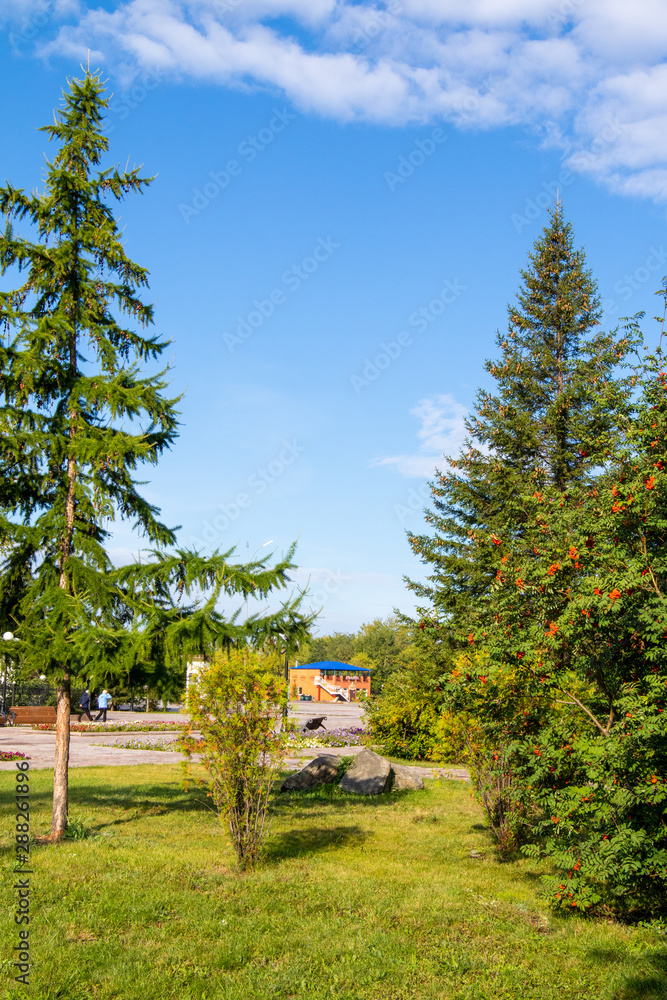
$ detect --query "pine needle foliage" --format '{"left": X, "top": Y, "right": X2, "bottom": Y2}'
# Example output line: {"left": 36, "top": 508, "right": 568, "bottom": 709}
{"left": 407, "top": 206, "right": 636, "bottom": 643}
{"left": 0, "top": 70, "right": 311, "bottom": 840}
{"left": 401, "top": 208, "right": 667, "bottom": 912}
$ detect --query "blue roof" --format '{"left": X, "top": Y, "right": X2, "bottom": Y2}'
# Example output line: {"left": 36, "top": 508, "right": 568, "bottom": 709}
{"left": 292, "top": 660, "right": 371, "bottom": 672}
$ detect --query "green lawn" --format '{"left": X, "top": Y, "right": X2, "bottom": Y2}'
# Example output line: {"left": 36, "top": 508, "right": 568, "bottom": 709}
{"left": 1, "top": 764, "right": 665, "bottom": 1000}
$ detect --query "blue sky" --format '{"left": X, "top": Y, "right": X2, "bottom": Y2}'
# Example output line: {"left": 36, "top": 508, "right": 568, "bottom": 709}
{"left": 2, "top": 0, "right": 667, "bottom": 633}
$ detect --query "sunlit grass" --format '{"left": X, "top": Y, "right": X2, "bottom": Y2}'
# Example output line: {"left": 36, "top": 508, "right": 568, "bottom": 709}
{"left": 0, "top": 764, "right": 664, "bottom": 999}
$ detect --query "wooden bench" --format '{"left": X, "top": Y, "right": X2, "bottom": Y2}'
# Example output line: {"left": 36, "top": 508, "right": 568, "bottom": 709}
{"left": 8, "top": 706, "right": 57, "bottom": 726}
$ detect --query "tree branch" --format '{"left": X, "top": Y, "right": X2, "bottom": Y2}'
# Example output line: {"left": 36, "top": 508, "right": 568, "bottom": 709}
{"left": 555, "top": 689, "right": 613, "bottom": 736}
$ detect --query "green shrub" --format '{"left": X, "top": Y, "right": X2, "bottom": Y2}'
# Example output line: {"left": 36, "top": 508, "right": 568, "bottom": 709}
{"left": 520, "top": 695, "right": 667, "bottom": 915}
{"left": 365, "top": 689, "right": 438, "bottom": 760}
{"left": 182, "top": 648, "right": 286, "bottom": 870}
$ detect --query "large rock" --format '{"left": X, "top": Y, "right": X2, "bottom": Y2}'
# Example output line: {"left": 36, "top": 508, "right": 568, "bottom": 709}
{"left": 391, "top": 764, "right": 425, "bottom": 791}
{"left": 338, "top": 749, "right": 391, "bottom": 795}
{"left": 281, "top": 754, "right": 340, "bottom": 791}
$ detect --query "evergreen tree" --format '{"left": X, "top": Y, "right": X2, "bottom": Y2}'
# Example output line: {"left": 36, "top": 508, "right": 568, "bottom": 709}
{"left": 0, "top": 70, "right": 310, "bottom": 841}
{"left": 445, "top": 333, "right": 667, "bottom": 911}
{"left": 400, "top": 208, "right": 667, "bottom": 910}
{"left": 408, "top": 206, "right": 635, "bottom": 646}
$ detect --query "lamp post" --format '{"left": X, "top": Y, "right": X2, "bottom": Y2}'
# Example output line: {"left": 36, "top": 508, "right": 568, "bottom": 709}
{"left": 279, "top": 633, "right": 288, "bottom": 721}
{"left": 278, "top": 632, "right": 296, "bottom": 721}
{"left": 2, "top": 632, "right": 17, "bottom": 716}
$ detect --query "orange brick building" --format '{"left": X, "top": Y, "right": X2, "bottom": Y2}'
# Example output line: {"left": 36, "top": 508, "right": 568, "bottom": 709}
{"left": 289, "top": 661, "right": 371, "bottom": 702}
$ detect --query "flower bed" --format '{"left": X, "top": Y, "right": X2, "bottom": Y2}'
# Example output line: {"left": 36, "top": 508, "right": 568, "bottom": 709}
{"left": 286, "top": 726, "right": 368, "bottom": 749}
{"left": 92, "top": 738, "right": 180, "bottom": 751}
{"left": 1, "top": 750, "right": 31, "bottom": 761}
{"left": 32, "top": 720, "right": 189, "bottom": 733}
{"left": 177, "top": 727, "right": 369, "bottom": 756}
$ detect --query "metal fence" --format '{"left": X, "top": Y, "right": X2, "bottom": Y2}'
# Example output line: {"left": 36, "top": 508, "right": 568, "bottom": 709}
{"left": 1, "top": 679, "right": 92, "bottom": 712}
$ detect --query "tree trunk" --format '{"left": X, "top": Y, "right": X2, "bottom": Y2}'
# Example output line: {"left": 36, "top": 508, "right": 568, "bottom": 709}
{"left": 47, "top": 673, "right": 71, "bottom": 840}
{"left": 48, "top": 325, "right": 77, "bottom": 840}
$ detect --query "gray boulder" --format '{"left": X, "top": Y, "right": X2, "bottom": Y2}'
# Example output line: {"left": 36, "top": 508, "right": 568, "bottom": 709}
{"left": 391, "top": 763, "right": 425, "bottom": 791}
{"left": 338, "top": 749, "right": 391, "bottom": 795}
{"left": 281, "top": 754, "right": 340, "bottom": 791}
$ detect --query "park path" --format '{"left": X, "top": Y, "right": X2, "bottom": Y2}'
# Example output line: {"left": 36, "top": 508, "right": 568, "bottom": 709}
{"left": 0, "top": 705, "right": 469, "bottom": 780}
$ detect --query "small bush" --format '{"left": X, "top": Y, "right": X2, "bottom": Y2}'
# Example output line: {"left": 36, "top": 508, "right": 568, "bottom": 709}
{"left": 364, "top": 689, "right": 438, "bottom": 760}
{"left": 182, "top": 648, "right": 286, "bottom": 870}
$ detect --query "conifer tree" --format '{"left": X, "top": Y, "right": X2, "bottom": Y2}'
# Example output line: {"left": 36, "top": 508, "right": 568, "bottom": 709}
{"left": 408, "top": 206, "right": 635, "bottom": 645}
{"left": 0, "top": 70, "right": 309, "bottom": 841}
{"left": 443, "top": 328, "right": 667, "bottom": 912}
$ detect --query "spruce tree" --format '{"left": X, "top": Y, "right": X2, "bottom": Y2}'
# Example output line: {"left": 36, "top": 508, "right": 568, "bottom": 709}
{"left": 0, "top": 71, "right": 308, "bottom": 841}
{"left": 408, "top": 206, "right": 635, "bottom": 646}
{"left": 445, "top": 329, "right": 667, "bottom": 912}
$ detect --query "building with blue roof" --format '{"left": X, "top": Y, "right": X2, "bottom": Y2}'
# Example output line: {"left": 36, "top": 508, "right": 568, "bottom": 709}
{"left": 289, "top": 661, "right": 371, "bottom": 702}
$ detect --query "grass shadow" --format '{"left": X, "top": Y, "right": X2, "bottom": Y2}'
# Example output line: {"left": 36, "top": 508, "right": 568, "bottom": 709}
{"left": 265, "top": 823, "right": 368, "bottom": 862}
{"left": 0, "top": 774, "right": 213, "bottom": 858}
{"left": 271, "top": 780, "right": 411, "bottom": 817}
{"left": 590, "top": 944, "right": 667, "bottom": 999}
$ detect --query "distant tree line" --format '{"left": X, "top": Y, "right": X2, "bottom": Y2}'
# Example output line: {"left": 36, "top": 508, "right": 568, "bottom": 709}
{"left": 299, "top": 616, "right": 422, "bottom": 693}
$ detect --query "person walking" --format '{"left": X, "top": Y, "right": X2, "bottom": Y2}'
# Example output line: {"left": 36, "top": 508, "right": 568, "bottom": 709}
{"left": 95, "top": 689, "right": 112, "bottom": 722}
{"left": 76, "top": 689, "right": 94, "bottom": 722}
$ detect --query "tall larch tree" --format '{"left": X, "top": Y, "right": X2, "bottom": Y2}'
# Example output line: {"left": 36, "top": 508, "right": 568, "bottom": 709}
{"left": 0, "top": 70, "right": 310, "bottom": 841}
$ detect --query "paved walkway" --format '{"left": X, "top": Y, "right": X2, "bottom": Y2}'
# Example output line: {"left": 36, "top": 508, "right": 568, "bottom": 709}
{"left": 99, "top": 703, "right": 366, "bottom": 729}
{"left": 1, "top": 730, "right": 469, "bottom": 780}
{"left": 0, "top": 704, "right": 468, "bottom": 780}
{"left": 0, "top": 732, "right": 365, "bottom": 772}
{"left": 0, "top": 728, "right": 190, "bottom": 770}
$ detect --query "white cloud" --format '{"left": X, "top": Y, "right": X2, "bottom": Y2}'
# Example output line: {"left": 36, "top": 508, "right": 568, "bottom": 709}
{"left": 1, "top": 0, "right": 80, "bottom": 53}
{"left": 28, "top": 0, "right": 667, "bottom": 200}
{"left": 371, "top": 394, "right": 468, "bottom": 478}
{"left": 1, "top": 0, "right": 78, "bottom": 17}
